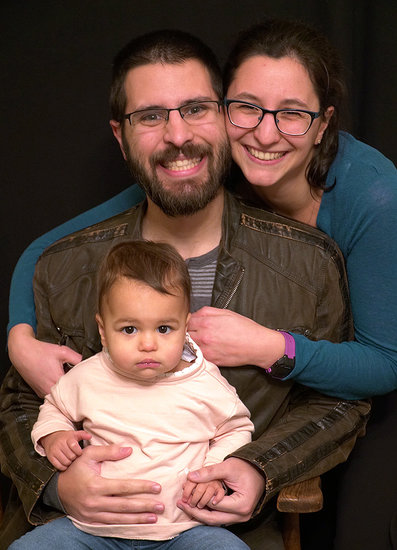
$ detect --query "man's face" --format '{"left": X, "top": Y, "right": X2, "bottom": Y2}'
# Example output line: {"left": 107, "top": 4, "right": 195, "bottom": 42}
{"left": 111, "top": 60, "right": 230, "bottom": 217}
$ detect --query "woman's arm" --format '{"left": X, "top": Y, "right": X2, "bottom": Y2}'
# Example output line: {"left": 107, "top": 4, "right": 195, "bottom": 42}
{"left": 291, "top": 151, "right": 397, "bottom": 399}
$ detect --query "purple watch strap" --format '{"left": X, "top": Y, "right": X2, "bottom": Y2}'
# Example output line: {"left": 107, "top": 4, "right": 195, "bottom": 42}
{"left": 279, "top": 331, "right": 295, "bottom": 359}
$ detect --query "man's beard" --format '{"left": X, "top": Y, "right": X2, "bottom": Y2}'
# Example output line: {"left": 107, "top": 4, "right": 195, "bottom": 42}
{"left": 122, "top": 135, "right": 231, "bottom": 217}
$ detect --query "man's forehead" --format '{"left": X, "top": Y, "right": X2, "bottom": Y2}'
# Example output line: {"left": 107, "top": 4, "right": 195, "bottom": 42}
{"left": 124, "top": 59, "right": 217, "bottom": 109}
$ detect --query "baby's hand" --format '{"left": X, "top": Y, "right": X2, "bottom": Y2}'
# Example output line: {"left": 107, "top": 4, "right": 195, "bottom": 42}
{"left": 40, "top": 430, "right": 92, "bottom": 471}
{"left": 182, "top": 478, "right": 226, "bottom": 509}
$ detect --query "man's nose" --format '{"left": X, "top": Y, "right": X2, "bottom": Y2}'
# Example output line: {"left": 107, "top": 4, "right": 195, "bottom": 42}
{"left": 163, "top": 110, "right": 194, "bottom": 147}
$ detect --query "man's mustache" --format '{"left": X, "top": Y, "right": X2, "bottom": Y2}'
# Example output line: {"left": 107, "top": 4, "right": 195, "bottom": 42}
{"left": 151, "top": 143, "right": 211, "bottom": 166}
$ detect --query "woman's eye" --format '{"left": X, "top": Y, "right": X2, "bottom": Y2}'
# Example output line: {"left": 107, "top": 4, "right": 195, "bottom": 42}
{"left": 157, "top": 325, "right": 171, "bottom": 334}
{"left": 122, "top": 326, "right": 137, "bottom": 335}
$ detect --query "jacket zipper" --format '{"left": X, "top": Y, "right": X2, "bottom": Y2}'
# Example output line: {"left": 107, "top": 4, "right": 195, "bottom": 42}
{"left": 221, "top": 267, "right": 245, "bottom": 309}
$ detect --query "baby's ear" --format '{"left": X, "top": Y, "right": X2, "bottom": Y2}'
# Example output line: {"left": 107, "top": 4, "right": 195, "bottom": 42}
{"left": 185, "top": 312, "right": 191, "bottom": 331}
{"left": 96, "top": 313, "right": 107, "bottom": 347}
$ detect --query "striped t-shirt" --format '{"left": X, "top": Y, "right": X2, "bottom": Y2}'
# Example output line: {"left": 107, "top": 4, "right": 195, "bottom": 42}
{"left": 186, "top": 247, "right": 218, "bottom": 312}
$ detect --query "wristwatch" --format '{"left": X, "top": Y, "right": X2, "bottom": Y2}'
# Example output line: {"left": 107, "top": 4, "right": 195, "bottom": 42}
{"left": 266, "top": 331, "right": 296, "bottom": 380}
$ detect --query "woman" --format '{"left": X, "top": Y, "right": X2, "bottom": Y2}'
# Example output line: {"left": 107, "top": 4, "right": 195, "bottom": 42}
{"left": 220, "top": 18, "right": 397, "bottom": 550}
{"left": 215, "top": 18, "right": 397, "bottom": 399}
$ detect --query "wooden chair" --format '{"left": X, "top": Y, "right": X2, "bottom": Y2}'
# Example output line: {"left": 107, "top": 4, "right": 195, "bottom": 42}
{"left": 278, "top": 476, "right": 323, "bottom": 550}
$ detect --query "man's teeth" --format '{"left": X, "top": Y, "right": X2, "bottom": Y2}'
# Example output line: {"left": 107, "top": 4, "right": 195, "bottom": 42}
{"left": 164, "top": 158, "right": 201, "bottom": 171}
{"left": 247, "top": 147, "right": 284, "bottom": 161}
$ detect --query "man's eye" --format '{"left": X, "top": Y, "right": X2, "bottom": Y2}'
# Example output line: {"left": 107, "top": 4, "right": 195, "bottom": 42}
{"left": 157, "top": 325, "right": 171, "bottom": 334}
{"left": 138, "top": 111, "right": 164, "bottom": 124}
{"left": 122, "top": 326, "right": 137, "bottom": 335}
{"left": 184, "top": 103, "right": 208, "bottom": 117}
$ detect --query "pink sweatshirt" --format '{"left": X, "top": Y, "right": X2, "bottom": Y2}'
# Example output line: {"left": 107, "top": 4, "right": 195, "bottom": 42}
{"left": 32, "top": 337, "right": 253, "bottom": 540}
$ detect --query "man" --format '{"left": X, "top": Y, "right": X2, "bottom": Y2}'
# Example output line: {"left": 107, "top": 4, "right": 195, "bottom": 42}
{"left": 0, "top": 30, "right": 369, "bottom": 549}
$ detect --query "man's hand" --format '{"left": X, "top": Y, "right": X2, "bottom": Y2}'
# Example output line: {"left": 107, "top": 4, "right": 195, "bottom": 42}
{"left": 188, "top": 307, "right": 284, "bottom": 369}
{"left": 8, "top": 324, "right": 82, "bottom": 397}
{"left": 41, "top": 430, "right": 92, "bottom": 471}
{"left": 177, "top": 457, "right": 265, "bottom": 525}
{"left": 58, "top": 444, "right": 164, "bottom": 524}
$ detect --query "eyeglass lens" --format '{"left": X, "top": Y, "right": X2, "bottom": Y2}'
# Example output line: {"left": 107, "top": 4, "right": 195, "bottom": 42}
{"left": 129, "top": 101, "right": 220, "bottom": 128}
{"left": 228, "top": 102, "right": 313, "bottom": 135}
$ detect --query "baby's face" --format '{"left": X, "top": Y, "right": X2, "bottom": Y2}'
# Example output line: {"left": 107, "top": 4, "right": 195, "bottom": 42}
{"left": 97, "top": 277, "right": 190, "bottom": 381}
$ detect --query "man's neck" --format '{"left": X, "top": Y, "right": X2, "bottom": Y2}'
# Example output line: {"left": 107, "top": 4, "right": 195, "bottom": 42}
{"left": 141, "top": 190, "right": 224, "bottom": 260}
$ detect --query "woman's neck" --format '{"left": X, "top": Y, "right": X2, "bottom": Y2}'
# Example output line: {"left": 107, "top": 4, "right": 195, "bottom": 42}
{"left": 252, "top": 182, "right": 323, "bottom": 228}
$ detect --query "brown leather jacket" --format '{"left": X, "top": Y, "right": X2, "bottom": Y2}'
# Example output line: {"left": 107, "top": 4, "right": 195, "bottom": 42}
{"left": 0, "top": 191, "right": 370, "bottom": 544}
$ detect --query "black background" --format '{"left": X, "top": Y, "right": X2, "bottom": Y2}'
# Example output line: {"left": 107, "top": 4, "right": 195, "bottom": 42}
{"left": 1, "top": 0, "right": 396, "bottom": 379}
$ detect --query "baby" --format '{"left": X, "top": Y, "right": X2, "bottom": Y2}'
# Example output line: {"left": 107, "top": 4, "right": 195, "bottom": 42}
{"left": 12, "top": 240, "right": 253, "bottom": 550}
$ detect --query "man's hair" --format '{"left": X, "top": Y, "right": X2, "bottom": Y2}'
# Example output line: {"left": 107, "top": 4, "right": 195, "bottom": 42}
{"left": 224, "top": 17, "right": 347, "bottom": 191}
{"left": 97, "top": 240, "right": 191, "bottom": 313}
{"left": 110, "top": 29, "right": 222, "bottom": 122}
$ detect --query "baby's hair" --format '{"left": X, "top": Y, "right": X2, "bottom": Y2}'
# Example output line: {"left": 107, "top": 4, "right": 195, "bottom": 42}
{"left": 97, "top": 240, "right": 191, "bottom": 313}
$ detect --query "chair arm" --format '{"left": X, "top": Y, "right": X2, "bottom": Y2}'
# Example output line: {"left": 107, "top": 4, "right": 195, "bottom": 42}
{"left": 277, "top": 476, "right": 323, "bottom": 514}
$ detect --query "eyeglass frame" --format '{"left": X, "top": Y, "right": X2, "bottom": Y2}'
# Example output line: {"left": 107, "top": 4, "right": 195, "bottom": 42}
{"left": 224, "top": 98, "right": 321, "bottom": 136}
{"left": 123, "top": 100, "right": 222, "bottom": 127}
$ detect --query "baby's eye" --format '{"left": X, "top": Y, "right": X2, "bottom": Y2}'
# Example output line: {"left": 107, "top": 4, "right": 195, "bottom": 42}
{"left": 157, "top": 325, "right": 171, "bottom": 334}
{"left": 122, "top": 326, "right": 137, "bottom": 335}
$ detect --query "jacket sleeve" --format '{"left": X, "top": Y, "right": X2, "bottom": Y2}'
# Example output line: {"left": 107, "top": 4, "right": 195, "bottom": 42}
{"left": 229, "top": 385, "right": 370, "bottom": 508}
{"left": 0, "top": 254, "right": 70, "bottom": 525}
{"left": 0, "top": 365, "right": 61, "bottom": 525}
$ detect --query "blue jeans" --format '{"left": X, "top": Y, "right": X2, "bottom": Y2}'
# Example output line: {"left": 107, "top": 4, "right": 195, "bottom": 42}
{"left": 9, "top": 517, "right": 250, "bottom": 550}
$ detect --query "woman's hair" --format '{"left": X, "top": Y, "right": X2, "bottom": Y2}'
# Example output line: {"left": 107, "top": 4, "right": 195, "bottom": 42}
{"left": 224, "top": 18, "right": 347, "bottom": 190}
{"left": 97, "top": 240, "right": 191, "bottom": 313}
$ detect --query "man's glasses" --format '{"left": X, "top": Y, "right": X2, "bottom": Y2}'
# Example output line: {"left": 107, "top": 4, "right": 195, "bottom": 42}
{"left": 224, "top": 99, "right": 321, "bottom": 136}
{"left": 124, "top": 101, "right": 222, "bottom": 130}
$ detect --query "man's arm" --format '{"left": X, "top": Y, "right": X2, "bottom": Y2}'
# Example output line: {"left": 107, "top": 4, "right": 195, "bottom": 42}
{"left": 178, "top": 388, "right": 370, "bottom": 524}
{"left": 230, "top": 386, "right": 370, "bottom": 506}
{"left": 0, "top": 366, "right": 60, "bottom": 525}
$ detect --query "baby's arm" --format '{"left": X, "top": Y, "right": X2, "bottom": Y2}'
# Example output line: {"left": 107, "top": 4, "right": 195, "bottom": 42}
{"left": 182, "top": 478, "right": 226, "bottom": 508}
{"left": 40, "top": 429, "right": 91, "bottom": 471}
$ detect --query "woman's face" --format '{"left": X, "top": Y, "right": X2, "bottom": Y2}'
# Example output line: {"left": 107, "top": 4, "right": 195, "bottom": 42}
{"left": 226, "top": 55, "right": 332, "bottom": 194}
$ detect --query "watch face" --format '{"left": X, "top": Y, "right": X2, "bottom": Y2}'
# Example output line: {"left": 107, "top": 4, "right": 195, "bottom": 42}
{"left": 267, "top": 356, "right": 295, "bottom": 380}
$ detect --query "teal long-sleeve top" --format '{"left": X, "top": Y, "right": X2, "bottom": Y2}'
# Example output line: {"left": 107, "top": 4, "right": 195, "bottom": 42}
{"left": 289, "top": 132, "right": 397, "bottom": 398}
{"left": 7, "top": 133, "right": 397, "bottom": 399}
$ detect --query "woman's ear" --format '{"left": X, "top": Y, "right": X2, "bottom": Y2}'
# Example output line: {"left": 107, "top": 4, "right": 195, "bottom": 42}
{"left": 316, "top": 106, "right": 335, "bottom": 144}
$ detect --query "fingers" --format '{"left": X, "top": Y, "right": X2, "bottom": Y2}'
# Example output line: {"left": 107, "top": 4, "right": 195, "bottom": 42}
{"left": 211, "top": 484, "right": 226, "bottom": 506}
{"left": 66, "top": 495, "right": 164, "bottom": 525}
{"left": 99, "top": 476, "right": 162, "bottom": 497}
{"left": 177, "top": 500, "right": 241, "bottom": 526}
{"left": 60, "top": 345, "right": 82, "bottom": 365}
{"left": 189, "top": 484, "right": 216, "bottom": 508}
{"left": 187, "top": 462, "right": 226, "bottom": 484}
{"left": 74, "top": 430, "right": 92, "bottom": 443}
{"left": 82, "top": 443, "right": 133, "bottom": 463}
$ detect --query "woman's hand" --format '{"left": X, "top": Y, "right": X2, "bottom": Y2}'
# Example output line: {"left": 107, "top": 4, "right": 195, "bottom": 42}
{"left": 188, "top": 307, "right": 285, "bottom": 369}
{"left": 8, "top": 323, "right": 82, "bottom": 397}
